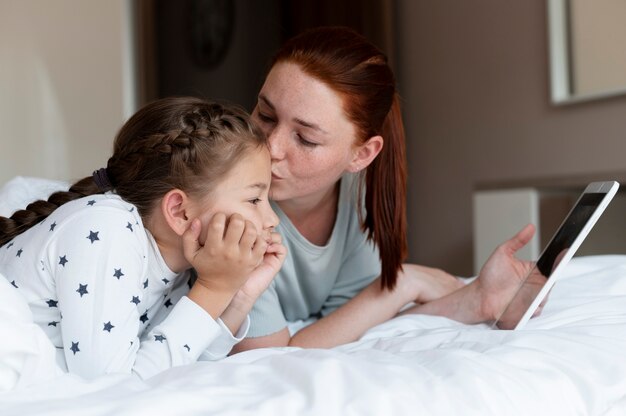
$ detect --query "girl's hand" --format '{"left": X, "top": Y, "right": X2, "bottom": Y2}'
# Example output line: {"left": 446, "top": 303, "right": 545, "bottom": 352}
{"left": 182, "top": 213, "right": 267, "bottom": 296}
{"left": 234, "top": 231, "right": 287, "bottom": 305}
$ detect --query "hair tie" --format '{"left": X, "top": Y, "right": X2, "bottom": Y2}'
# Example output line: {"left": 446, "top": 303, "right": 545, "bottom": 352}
{"left": 92, "top": 168, "right": 113, "bottom": 192}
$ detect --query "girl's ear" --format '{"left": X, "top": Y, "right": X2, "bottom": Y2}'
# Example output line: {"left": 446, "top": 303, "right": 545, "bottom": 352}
{"left": 347, "top": 135, "right": 384, "bottom": 173}
{"left": 161, "top": 189, "right": 192, "bottom": 236}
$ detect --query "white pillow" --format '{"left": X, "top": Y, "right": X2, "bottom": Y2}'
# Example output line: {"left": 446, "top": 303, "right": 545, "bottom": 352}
{"left": 0, "top": 176, "right": 69, "bottom": 217}
{"left": 0, "top": 274, "right": 62, "bottom": 391}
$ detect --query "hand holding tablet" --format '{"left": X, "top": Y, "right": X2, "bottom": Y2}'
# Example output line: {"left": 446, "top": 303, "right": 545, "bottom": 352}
{"left": 493, "top": 181, "right": 619, "bottom": 330}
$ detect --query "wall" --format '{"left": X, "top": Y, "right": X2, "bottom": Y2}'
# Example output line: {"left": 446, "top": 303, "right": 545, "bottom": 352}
{"left": 396, "top": 0, "right": 626, "bottom": 275}
{"left": 153, "top": 0, "right": 281, "bottom": 111}
{"left": 0, "top": 0, "right": 136, "bottom": 185}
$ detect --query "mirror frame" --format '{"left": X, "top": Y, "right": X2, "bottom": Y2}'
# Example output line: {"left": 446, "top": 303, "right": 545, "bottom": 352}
{"left": 547, "top": 0, "right": 626, "bottom": 105}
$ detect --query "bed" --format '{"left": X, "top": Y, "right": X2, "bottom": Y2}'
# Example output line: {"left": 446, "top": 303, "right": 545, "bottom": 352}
{"left": 1, "top": 177, "right": 626, "bottom": 415}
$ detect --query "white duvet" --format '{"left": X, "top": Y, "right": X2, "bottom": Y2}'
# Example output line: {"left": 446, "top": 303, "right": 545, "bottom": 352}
{"left": 1, "top": 177, "right": 626, "bottom": 415}
{"left": 1, "top": 255, "right": 626, "bottom": 416}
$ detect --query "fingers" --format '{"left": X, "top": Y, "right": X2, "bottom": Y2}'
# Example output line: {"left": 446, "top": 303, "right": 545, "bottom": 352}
{"left": 224, "top": 214, "right": 246, "bottom": 246}
{"left": 504, "top": 223, "right": 536, "bottom": 254}
{"left": 240, "top": 220, "right": 258, "bottom": 249}
{"left": 268, "top": 231, "right": 282, "bottom": 245}
{"left": 251, "top": 234, "right": 268, "bottom": 260}
{"left": 205, "top": 212, "right": 227, "bottom": 247}
{"left": 206, "top": 213, "right": 260, "bottom": 249}
{"left": 182, "top": 218, "right": 202, "bottom": 261}
{"left": 264, "top": 232, "right": 285, "bottom": 255}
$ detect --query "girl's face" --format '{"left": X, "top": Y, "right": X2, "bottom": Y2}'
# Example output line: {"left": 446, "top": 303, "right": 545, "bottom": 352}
{"left": 190, "top": 146, "right": 279, "bottom": 243}
{"left": 252, "top": 62, "right": 359, "bottom": 203}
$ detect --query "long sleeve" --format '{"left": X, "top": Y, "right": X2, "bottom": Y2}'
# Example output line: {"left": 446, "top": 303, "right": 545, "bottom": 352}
{"left": 45, "top": 199, "right": 240, "bottom": 380}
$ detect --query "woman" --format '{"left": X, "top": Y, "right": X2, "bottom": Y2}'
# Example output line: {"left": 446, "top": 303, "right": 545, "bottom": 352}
{"left": 234, "top": 27, "right": 535, "bottom": 351}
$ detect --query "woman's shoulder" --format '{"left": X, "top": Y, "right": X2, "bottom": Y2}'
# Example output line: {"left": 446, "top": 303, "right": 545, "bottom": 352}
{"left": 339, "top": 173, "right": 364, "bottom": 209}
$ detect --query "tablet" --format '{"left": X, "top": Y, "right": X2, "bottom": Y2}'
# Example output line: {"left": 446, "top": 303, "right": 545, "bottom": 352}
{"left": 493, "top": 181, "right": 619, "bottom": 330}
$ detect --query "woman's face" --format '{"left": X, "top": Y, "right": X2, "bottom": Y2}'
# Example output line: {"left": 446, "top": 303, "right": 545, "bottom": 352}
{"left": 252, "top": 62, "right": 359, "bottom": 203}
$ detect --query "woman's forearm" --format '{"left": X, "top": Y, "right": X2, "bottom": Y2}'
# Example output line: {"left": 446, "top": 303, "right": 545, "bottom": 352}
{"left": 288, "top": 276, "right": 413, "bottom": 348}
{"left": 400, "top": 280, "right": 488, "bottom": 324}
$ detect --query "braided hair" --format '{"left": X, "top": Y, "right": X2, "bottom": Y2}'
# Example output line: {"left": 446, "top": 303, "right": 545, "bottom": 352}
{"left": 0, "top": 97, "right": 266, "bottom": 247}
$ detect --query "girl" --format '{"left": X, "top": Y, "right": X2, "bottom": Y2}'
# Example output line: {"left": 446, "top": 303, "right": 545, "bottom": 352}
{"left": 0, "top": 97, "right": 285, "bottom": 379}
{"left": 234, "top": 27, "right": 535, "bottom": 351}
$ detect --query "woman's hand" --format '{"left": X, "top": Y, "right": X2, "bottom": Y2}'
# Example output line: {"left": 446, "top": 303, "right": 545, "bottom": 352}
{"left": 400, "top": 224, "right": 537, "bottom": 325}
{"left": 474, "top": 223, "right": 537, "bottom": 323}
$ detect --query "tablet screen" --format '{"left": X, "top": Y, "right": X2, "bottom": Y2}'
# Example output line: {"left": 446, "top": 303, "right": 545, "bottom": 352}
{"left": 536, "top": 192, "right": 605, "bottom": 276}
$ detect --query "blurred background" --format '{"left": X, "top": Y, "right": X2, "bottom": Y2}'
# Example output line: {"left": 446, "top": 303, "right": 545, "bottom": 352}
{"left": 1, "top": 0, "right": 626, "bottom": 276}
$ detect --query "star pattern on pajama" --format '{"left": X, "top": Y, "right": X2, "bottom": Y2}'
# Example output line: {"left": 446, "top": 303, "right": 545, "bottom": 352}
{"left": 87, "top": 231, "right": 100, "bottom": 244}
{"left": 140, "top": 311, "right": 149, "bottom": 324}
{"left": 76, "top": 283, "right": 89, "bottom": 297}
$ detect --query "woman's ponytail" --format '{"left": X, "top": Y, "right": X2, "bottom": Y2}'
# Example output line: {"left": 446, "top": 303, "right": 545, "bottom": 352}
{"left": 363, "top": 94, "right": 408, "bottom": 290}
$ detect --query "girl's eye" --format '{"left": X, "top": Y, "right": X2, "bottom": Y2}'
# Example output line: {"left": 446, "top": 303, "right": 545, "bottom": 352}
{"left": 249, "top": 198, "right": 262, "bottom": 205}
{"left": 297, "top": 134, "right": 318, "bottom": 148}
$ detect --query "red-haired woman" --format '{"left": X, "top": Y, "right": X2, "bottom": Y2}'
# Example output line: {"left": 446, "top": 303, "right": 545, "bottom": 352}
{"left": 234, "top": 27, "right": 535, "bottom": 351}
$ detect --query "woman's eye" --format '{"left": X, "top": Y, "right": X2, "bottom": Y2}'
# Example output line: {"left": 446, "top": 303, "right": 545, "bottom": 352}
{"left": 257, "top": 112, "right": 275, "bottom": 124}
{"left": 297, "top": 134, "right": 318, "bottom": 148}
{"left": 249, "top": 198, "right": 262, "bottom": 205}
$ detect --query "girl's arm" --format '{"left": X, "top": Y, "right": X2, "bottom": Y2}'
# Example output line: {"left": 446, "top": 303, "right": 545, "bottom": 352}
{"left": 219, "top": 231, "right": 286, "bottom": 335}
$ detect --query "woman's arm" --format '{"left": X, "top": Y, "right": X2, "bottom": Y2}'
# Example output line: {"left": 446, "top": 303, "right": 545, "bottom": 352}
{"left": 401, "top": 224, "right": 536, "bottom": 324}
{"left": 234, "top": 224, "right": 535, "bottom": 352}
{"left": 232, "top": 263, "right": 462, "bottom": 351}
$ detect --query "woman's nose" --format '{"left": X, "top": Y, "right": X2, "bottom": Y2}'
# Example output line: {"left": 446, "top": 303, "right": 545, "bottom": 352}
{"left": 267, "top": 127, "right": 286, "bottom": 160}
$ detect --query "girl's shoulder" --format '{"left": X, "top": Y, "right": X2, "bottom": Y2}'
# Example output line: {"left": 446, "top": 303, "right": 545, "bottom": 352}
{"left": 46, "top": 194, "right": 145, "bottom": 237}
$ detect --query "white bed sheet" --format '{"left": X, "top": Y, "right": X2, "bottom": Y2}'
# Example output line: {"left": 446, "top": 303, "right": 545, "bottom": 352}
{"left": 1, "top": 255, "right": 626, "bottom": 416}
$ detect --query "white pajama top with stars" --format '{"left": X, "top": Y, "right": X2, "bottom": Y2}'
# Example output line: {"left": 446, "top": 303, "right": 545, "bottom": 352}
{"left": 0, "top": 193, "right": 248, "bottom": 380}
